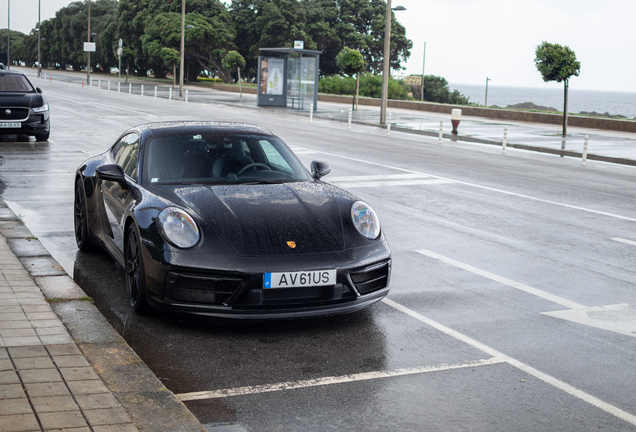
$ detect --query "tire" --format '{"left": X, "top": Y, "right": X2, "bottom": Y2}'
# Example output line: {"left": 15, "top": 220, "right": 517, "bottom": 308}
{"left": 125, "top": 224, "right": 152, "bottom": 314}
{"left": 35, "top": 130, "right": 50, "bottom": 142}
{"left": 74, "top": 178, "right": 93, "bottom": 252}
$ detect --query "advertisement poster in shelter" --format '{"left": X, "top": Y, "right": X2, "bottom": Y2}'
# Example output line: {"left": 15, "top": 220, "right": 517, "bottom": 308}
{"left": 260, "top": 58, "right": 284, "bottom": 95}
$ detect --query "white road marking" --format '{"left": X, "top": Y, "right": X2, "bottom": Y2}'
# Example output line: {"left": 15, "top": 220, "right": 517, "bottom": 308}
{"left": 334, "top": 179, "right": 453, "bottom": 188}
{"left": 327, "top": 174, "right": 432, "bottom": 182}
{"left": 382, "top": 298, "right": 636, "bottom": 427}
{"left": 291, "top": 146, "right": 636, "bottom": 222}
{"left": 416, "top": 249, "right": 636, "bottom": 338}
{"left": 611, "top": 237, "right": 636, "bottom": 246}
{"left": 175, "top": 357, "right": 504, "bottom": 402}
{"left": 47, "top": 92, "right": 153, "bottom": 116}
{"left": 415, "top": 250, "right": 584, "bottom": 309}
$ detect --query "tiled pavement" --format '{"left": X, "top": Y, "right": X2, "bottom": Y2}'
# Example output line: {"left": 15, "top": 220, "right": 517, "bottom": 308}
{"left": 0, "top": 236, "right": 138, "bottom": 432}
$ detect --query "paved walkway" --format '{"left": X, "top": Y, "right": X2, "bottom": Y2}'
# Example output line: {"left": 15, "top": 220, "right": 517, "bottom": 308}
{"left": 0, "top": 202, "right": 206, "bottom": 432}
{"left": 0, "top": 234, "right": 138, "bottom": 432}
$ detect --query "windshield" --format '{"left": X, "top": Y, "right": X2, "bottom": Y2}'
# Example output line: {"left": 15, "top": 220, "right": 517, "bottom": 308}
{"left": 0, "top": 74, "right": 35, "bottom": 92}
{"left": 143, "top": 133, "right": 313, "bottom": 185}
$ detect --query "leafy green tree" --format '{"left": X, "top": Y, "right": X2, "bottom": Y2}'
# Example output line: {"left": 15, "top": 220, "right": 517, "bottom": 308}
{"left": 319, "top": 73, "right": 408, "bottom": 100}
{"left": 121, "top": 47, "right": 135, "bottom": 83}
{"left": 302, "top": 0, "right": 341, "bottom": 76}
{"left": 160, "top": 47, "right": 180, "bottom": 88}
{"left": 336, "top": 47, "right": 365, "bottom": 110}
{"left": 222, "top": 50, "right": 246, "bottom": 96}
{"left": 0, "top": 29, "right": 26, "bottom": 67}
{"left": 419, "top": 75, "right": 469, "bottom": 105}
{"left": 535, "top": 41, "right": 581, "bottom": 136}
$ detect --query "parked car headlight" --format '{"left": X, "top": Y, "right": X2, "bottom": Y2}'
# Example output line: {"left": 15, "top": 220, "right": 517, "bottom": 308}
{"left": 157, "top": 207, "right": 200, "bottom": 248}
{"left": 351, "top": 201, "right": 380, "bottom": 240}
{"left": 32, "top": 104, "right": 49, "bottom": 113}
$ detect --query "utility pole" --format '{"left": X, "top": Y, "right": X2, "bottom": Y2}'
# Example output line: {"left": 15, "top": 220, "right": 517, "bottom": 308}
{"left": 421, "top": 42, "right": 426, "bottom": 101}
{"left": 485, "top": 77, "right": 491, "bottom": 107}
{"left": 37, "top": 0, "right": 41, "bottom": 77}
{"left": 86, "top": 0, "right": 91, "bottom": 84}
{"left": 179, "top": 0, "right": 185, "bottom": 97}
{"left": 7, "top": 0, "right": 10, "bottom": 70}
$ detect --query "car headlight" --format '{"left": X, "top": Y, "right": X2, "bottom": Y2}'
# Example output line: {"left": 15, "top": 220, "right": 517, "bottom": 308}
{"left": 157, "top": 207, "right": 200, "bottom": 249}
{"left": 351, "top": 201, "right": 381, "bottom": 240}
{"left": 32, "top": 104, "right": 49, "bottom": 113}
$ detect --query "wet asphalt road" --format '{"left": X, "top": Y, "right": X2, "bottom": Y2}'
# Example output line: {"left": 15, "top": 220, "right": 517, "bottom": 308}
{"left": 2, "top": 78, "right": 636, "bottom": 431}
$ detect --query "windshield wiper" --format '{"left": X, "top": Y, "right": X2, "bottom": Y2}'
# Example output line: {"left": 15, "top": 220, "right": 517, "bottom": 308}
{"left": 235, "top": 179, "right": 289, "bottom": 185}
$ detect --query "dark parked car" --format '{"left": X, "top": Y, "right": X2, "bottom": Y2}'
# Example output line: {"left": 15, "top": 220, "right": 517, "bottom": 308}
{"left": 74, "top": 122, "right": 391, "bottom": 318}
{"left": 0, "top": 70, "right": 50, "bottom": 141}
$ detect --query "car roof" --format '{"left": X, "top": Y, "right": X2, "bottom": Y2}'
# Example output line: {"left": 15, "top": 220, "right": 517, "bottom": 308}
{"left": 133, "top": 121, "right": 276, "bottom": 138}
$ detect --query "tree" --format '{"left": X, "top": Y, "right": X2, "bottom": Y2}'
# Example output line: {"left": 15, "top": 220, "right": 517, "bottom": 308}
{"left": 336, "top": 47, "right": 365, "bottom": 110}
{"left": 534, "top": 41, "right": 581, "bottom": 137}
{"left": 222, "top": 50, "right": 246, "bottom": 96}
{"left": 161, "top": 47, "right": 180, "bottom": 88}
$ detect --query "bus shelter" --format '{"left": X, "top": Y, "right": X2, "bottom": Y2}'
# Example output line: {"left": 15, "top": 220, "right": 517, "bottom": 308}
{"left": 257, "top": 48, "right": 322, "bottom": 110}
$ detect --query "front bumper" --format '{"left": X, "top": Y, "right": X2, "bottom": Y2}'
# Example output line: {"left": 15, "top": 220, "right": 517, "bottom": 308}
{"left": 0, "top": 113, "right": 49, "bottom": 136}
{"left": 142, "top": 242, "right": 392, "bottom": 319}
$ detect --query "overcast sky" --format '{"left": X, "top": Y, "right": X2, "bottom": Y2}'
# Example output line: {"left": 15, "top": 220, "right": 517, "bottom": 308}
{"left": 4, "top": 0, "right": 636, "bottom": 93}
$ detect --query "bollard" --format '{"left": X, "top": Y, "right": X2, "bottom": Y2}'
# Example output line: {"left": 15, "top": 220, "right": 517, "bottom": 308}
{"left": 108, "top": 81, "right": 110, "bottom": 91}
{"left": 386, "top": 113, "right": 391, "bottom": 136}
{"left": 438, "top": 121, "right": 443, "bottom": 144}
{"left": 141, "top": 84, "right": 144, "bottom": 97}
{"left": 154, "top": 86, "right": 157, "bottom": 98}
{"left": 98, "top": 79, "right": 101, "bottom": 89}
{"left": 82, "top": 78, "right": 84, "bottom": 87}
{"left": 582, "top": 135, "right": 589, "bottom": 166}
{"left": 348, "top": 109, "right": 352, "bottom": 130}
{"left": 129, "top": 83, "right": 132, "bottom": 95}
{"left": 309, "top": 103, "right": 313, "bottom": 123}
{"left": 502, "top": 126, "right": 508, "bottom": 154}
{"left": 560, "top": 136, "right": 566, "bottom": 157}
{"left": 49, "top": 74, "right": 51, "bottom": 82}
{"left": 117, "top": 82, "right": 120, "bottom": 93}
{"left": 186, "top": 89, "right": 189, "bottom": 103}
{"left": 169, "top": 87, "right": 172, "bottom": 100}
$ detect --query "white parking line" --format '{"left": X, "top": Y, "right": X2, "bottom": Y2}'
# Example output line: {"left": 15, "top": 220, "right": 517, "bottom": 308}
{"left": 334, "top": 179, "right": 453, "bottom": 188}
{"left": 291, "top": 146, "right": 636, "bottom": 222}
{"left": 175, "top": 357, "right": 503, "bottom": 402}
{"left": 382, "top": 298, "right": 636, "bottom": 427}
{"left": 415, "top": 250, "right": 584, "bottom": 309}
{"left": 611, "top": 238, "right": 636, "bottom": 246}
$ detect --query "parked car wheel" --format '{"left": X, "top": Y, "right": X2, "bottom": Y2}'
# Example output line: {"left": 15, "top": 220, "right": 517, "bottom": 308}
{"left": 125, "top": 224, "right": 152, "bottom": 314}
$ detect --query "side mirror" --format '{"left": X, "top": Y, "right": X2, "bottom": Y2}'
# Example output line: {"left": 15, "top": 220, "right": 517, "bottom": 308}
{"left": 96, "top": 164, "right": 126, "bottom": 184}
{"left": 36, "top": 87, "right": 42, "bottom": 94}
{"left": 311, "top": 161, "right": 331, "bottom": 180}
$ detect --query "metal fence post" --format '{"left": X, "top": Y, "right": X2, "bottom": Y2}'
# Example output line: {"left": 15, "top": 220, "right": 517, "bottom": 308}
{"left": 141, "top": 84, "right": 144, "bottom": 97}
{"left": 386, "top": 113, "right": 391, "bottom": 136}
{"left": 502, "top": 126, "right": 508, "bottom": 154}
{"left": 185, "top": 89, "right": 189, "bottom": 103}
{"left": 582, "top": 135, "right": 589, "bottom": 166}
{"left": 117, "top": 82, "right": 120, "bottom": 93}
{"left": 438, "top": 121, "right": 443, "bottom": 144}
{"left": 309, "top": 103, "right": 313, "bottom": 123}
{"left": 348, "top": 109, "right": 352, "bottom": 130}
{"left": 129, "top": 83, "right": 132, "bottom": 95}
{"left": 154, "top": 86, "right": 157, "bottom": 98}
{"left": 169, "top": 87, "right": 172, "bottom": 100}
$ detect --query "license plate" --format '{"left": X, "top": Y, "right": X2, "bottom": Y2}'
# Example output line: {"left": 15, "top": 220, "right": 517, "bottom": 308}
{"left": 264, "top": 270, "right": 337, "bottom": 289}
{"left": 0, "top": 123, "right": 20, "bottom": 128}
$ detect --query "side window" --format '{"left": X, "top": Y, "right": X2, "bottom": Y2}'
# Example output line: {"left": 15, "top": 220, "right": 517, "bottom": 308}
{"left": 114, "top": 133, "right": 140, "bottom": 180}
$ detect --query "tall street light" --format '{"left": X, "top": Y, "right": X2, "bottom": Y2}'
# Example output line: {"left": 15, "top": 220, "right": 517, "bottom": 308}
{"left": 7, "top": 0, "right": 10, "bottom": 70}
{"left": 37, "top": 0, "right": 41, "bottom": 77}
{"left": 379, "top": 2, "right": 405, "bottom": 125}
{"left": 179, "top": 0, "right": 186, "bottom": 97}
{"left": 86, "top": 0, "right": 91, "bottom": 84}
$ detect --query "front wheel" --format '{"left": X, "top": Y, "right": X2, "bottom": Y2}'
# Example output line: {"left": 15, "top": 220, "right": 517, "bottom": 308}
{"left": 125, "top": 224, "right": 152, "bottom": 314}
{"left": 74, "top": 178, "right": 93, "bottom": 251}
{"left": 35, "top": 130, "right": 50, "bottom": 142}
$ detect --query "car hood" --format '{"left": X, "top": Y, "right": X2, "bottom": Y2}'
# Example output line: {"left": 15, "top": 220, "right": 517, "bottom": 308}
{"left": 0, "top": 93, "right": 45, "bottom": 108}
{"left": 173, "top": 182, "right": 346, "bottom": 256}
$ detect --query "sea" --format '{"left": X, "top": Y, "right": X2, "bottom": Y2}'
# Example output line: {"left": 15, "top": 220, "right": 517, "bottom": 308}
{"left": 449, "top": 83, "right": 636, "bottom": 120}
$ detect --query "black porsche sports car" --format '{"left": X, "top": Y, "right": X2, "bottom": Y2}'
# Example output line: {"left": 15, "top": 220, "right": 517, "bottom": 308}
{"left": 74, "top": 121, "right": 391, "bottom": 318}
{"left": 0, "top": 70, "right": 50, "bottom": 141}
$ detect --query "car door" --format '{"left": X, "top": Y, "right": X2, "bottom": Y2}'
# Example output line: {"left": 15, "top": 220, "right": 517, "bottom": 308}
{"left": 101, "top": 133, "right": 140, "bottom": 261}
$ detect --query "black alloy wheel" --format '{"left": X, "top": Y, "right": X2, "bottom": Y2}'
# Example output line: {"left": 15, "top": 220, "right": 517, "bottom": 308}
{"left": 74, "top": 178, "right": 92, "bottom": 251}
{"left": 125, "top": 224, "right": 152, "bottom": 314}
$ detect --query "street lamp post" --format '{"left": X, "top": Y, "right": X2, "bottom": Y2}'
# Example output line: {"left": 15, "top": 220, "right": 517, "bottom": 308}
{"left": 379, "top": 2, "right": 405, "bottom": 126}
{"left": 37, "top": 0, "right": 41, "bottom": 77}
{"left": 7, "top": 0, "right": 10, "bottom": 70}
{"left": 87, "top": 0, "right": 91, "bottom": 84}
{"left": 179, "top": 0, "right": 186, "bottom": 97}
{"left": 485, "top": 77, "right": 491, "bottom": 107}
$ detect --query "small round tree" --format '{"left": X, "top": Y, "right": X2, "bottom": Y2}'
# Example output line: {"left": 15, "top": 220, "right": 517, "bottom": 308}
{"left": 336, "top": 47, "right": 366, "bottom": 111}
{"left": 534, "top": 42, "right": 581, "bottom": 137}
{"left": 160, "top": 47, "right": 180, "bottom": 89}
{"left": 222, "top": 50, "right": 246, "bottom": 98}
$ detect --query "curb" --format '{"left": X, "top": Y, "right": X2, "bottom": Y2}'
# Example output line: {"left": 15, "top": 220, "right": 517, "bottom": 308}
{"left": 0, "top": 199, "right": 206, "bottom": 432}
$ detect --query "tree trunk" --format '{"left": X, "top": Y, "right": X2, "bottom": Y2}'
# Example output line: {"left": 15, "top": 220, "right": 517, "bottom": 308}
{"left": 562, "top": 79, "right": 569, "bottom": 137}
{"left": 353, "top": 73, "right": 360, "bottom": 111}
{"left": 238, "top": 67, "right": 242, "bottom": 98}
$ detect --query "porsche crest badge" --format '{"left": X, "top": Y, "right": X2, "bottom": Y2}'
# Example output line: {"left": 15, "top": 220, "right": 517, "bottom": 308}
{"left": 287, "top": 241, "right": 296, "bottom": 249}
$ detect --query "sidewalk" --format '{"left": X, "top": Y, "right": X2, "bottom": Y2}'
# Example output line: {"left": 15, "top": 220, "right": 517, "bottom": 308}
{"left": 0, "top": 201, "right": 205, "bottom": 432}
